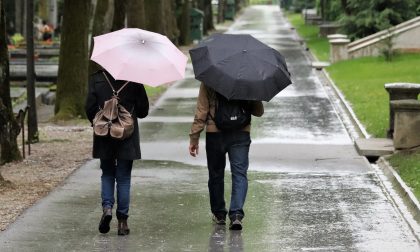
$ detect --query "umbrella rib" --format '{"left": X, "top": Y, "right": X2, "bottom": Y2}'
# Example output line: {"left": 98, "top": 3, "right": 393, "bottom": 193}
{"left": 114, "top": 43, "right": 185, "bottom": 82}
{"left": 148, "top": 43, "right": 186, "bottom": 76}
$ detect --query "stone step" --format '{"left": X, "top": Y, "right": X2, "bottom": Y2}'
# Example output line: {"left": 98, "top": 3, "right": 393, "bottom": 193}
{"left": 355, "top": 138, "right": 395, "bottom": 158}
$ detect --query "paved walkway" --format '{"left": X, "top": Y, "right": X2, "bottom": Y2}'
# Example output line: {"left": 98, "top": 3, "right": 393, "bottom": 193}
{"left": 1, "top": 5, "right": 419, "bottom": 252}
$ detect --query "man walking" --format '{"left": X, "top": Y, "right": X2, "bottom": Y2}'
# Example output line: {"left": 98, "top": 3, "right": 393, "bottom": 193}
{"left": 189, "top": 83, "right": 264, "bottom": 230}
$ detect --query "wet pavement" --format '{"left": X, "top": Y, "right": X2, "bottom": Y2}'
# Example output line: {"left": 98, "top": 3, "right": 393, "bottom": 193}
{"left": 1, "top": 5, "right": 419, "bottom": 252}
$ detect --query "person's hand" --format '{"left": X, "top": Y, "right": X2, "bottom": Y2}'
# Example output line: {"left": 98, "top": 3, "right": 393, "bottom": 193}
{"left": 189, "top": 144, "right": 199, "bottom": 157}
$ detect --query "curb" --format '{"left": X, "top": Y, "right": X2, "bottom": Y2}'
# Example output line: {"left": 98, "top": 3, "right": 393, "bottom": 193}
{"left": 376, "top": 157, "right": 420, "bottom": 240}
{"left": 284, "top": 13, "right": 420, "bottom": 237}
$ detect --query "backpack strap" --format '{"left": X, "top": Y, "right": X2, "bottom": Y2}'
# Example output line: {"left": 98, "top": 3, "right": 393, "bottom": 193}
{"left": 102, "top": 72, "right": 130, "bottom": 97}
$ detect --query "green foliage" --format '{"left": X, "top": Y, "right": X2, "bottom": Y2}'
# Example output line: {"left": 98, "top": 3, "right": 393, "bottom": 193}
{"left": 380, "top": 29, "right": 397, "bottom": 62}
{"left": 291, "top": 0, "right": 316, "bottom": 12}
{"left": 327, "top": 53, "right": 420, "bottom": 137}
{"left": 10, "top": 33, "right": 24, "bottom": 46}
{"left": 388, "top": 149, "right": 420, "bottom": 200}
{"left": 145, "top": 85, "right": 167, "bottom": 101}
{"left": 340, "top": 0, "right": 418, "bottom": 40}
{"left": 280, "top": 0, "right": 293, "bottom": 10}
{"left": 316, "top": 0, "right": 342, "bottom": 21}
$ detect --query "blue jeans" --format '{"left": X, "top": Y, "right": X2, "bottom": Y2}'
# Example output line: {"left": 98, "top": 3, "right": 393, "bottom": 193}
{"left": 206, "top": 131, "right": 251, "bottom": 219}
{"left": 100, "top": 159, "right": 133, "bottom": 220}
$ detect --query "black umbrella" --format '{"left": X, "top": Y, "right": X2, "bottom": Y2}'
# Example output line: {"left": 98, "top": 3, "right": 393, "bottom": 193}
{"left": 189, "top": 33, "right": 291, "bottom": 101}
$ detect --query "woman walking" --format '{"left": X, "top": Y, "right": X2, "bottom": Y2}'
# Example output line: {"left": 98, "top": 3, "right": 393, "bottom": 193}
{"left": 85, "top": 69, "right": 149, "bottom": 235}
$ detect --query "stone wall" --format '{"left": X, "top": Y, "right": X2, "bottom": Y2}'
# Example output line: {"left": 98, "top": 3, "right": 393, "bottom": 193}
{"left": 347, "top": 16, "right": 420, "bottom": 59}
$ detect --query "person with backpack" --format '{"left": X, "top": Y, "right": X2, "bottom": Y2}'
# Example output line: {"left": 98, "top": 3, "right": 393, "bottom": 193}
{"left": 189, "top": 83, "right": 264, "bottom": 230}
{"left": 85, "top": 69, "right": 149, "bottom": 235}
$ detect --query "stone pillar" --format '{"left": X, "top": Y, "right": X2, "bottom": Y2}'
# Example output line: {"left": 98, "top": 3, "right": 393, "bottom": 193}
{"left": 327, "top": 34, "right": 348, "bottom": 40}
{"left": 385, "top": 83, "right": 420, "bottom": 138}
{"left": 329, "top": 38, "right": 350, "bottom": 63}
{"left": 49, "top": 0, "right": 58, "bottom": 31}
{"left": 391, "top": 100, "right": 420, "bottom": 149}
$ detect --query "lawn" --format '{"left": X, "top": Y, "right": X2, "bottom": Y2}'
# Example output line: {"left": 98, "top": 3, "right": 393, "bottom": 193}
{"left": 327, "top": 53, "right": 420, "bottom": 138}
{"left": 286, "top": 13, "right": 329, "bottom": 61}
{"left": 388, "top": 149, "right": 420, "bottom": 200}
{"left": 328, "top": 55, "right": 420, "bottom": 201}
{"left": 145, "top": 85, "right": 167, "bottom": 103}
{"left": 285, "top": 12, "right": 420, "bottom": 200}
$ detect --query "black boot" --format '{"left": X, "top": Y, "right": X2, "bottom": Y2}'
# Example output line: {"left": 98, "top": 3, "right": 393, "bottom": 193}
{"left": 98, "top": 208, "right": 112, "bottom": 234}
{"left": 117, "top": 219, "right": 130, "bottom": 236}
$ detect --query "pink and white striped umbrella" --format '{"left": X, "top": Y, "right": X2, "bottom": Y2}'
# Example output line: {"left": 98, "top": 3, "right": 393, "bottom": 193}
{"left": 91, "top": 28, "right": 187, "bottom": 87}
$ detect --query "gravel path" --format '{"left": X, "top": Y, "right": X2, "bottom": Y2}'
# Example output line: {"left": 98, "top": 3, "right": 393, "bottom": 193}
{"left": 0, "top": 123, "right": 93, "bottom": 231}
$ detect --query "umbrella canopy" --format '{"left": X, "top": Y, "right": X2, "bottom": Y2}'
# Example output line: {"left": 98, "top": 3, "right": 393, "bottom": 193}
{"left": 91, "top": 28, "right": 188, "bottom": 87}
{"left": 189, "top": 33, "right": 291, "bottom": 101}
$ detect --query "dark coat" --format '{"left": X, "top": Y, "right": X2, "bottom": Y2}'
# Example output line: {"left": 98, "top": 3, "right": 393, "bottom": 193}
{"left": 85, "top": 70, "right": 149, "bottom": 160}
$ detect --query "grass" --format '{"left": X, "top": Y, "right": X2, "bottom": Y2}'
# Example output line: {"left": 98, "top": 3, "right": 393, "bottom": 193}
{"left": 286, "top": 13, "right": 329, "bottom": 61}
{"left": 388, "top": 149, "right": 420, "bottom": 199}
{"left": 328, "top": 54, "right": 420, "bottom": 201}
{"left": 145, "top": 85, "right": 168, "bottom": 103}
{"left": 285, "top": 12, "right": 420, "bottom": 200}
{"left": 327, "top": 53, "right": 420, "bottom": 138}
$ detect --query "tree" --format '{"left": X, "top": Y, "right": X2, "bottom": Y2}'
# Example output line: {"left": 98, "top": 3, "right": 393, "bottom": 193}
{"left": 340, "top": 0, "right": 418, "bottom": 40}
{"left": 54, "top": 0, "right": 91, "bottom": 120}
{"left": 127, "top": 0, "right": 146, "bottom": 29}
{"left": 177, "top": 0, "right": 191, "bottom": 45}
{"left": 217, "top": 0, "right": 224, "bottom": 23}
{"left": 111, "top": 0, "right": 127, "bottom": 31}
{"left": 144, "top": 0, "right": 179, "bottom": 42}
{"left": 26, "top": 0, "right": 38, "bottom": 142}
{"left": 197, "top": 0, "right": 214, "bottom": 35}
{"left": 14, "top": 0, "right": 24, "bottom": 34}
{"left": 89, "top": 0, "right": 114, "bottom": 75}
{"left": 0, "top": 0, "right": 21, "bottom": 165}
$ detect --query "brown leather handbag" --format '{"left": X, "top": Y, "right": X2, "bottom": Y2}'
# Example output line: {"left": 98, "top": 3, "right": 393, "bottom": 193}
{"left": 92, "top": 73, "right": 134, "bottom": 140}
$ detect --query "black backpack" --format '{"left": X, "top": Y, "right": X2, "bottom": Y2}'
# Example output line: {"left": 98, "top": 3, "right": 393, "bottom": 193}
{"left": 213, "top": 93, "right": 251, "bottom": 131}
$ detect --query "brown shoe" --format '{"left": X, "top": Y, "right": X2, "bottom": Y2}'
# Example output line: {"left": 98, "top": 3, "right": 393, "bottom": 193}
{"left": 118, "top": 219, "right": 130, "bottom": 236}
{"left": 98, "top": 208, "right": 112, "bottom": 234}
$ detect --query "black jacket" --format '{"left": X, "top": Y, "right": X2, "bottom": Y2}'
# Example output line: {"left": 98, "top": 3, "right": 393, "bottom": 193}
{"left": 85, "top": 70, "right": 149, "bottom": 160}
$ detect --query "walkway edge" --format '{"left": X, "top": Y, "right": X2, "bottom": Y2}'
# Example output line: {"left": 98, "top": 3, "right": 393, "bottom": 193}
{"left": 285, "top": 15, "right": 420, "bottom": 240}
{"left": 376, "top": 157, "right": 420, "bottom": 240}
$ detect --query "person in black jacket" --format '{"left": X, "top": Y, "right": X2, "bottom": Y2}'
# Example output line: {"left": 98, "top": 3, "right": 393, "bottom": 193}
{"left": 85, "top": 69, "right": 149, "bottom": 235}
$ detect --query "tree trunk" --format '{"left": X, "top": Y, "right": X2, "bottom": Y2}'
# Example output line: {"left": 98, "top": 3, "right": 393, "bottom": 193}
{"left": 127, "top": 0, "right": 145, "bottom": 29}
{"left": 26, "top": 0, "right": 38, "bottom": 143}
{"left": 198, "top": 0, "right": 214, "bottom": 35}
{"left": 340, "top": 0, "right": 351, "bottom": 15}
{"left": 177, "top": 0, "right": 191, "bottom": 45}
{"left": 14, "top": 0, "right": 23, "bottom": 34}
{"left": 89, "top": 0, "right": 114, "bottom": 75}
{"left": 217, "top": 0, "right": 224, "bottom": 23}
{"left": 0, "top": 0, "right": 21, "bottom": 164}
{"left": 112, "top": 0, "right": 127, "bottom": 31}
{"left": 144, "top": 0, "right": 165, "bottom": 34}
{"left": 54, "top": 0, "right": 91, "bottom": 120}
{"left": 164, "top": 0, "right": 180, "bottom": 43}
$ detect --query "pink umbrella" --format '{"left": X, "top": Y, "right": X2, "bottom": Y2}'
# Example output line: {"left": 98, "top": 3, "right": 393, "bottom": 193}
{"left": 91, "top": 28, "right": 188, "bottom": 87}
